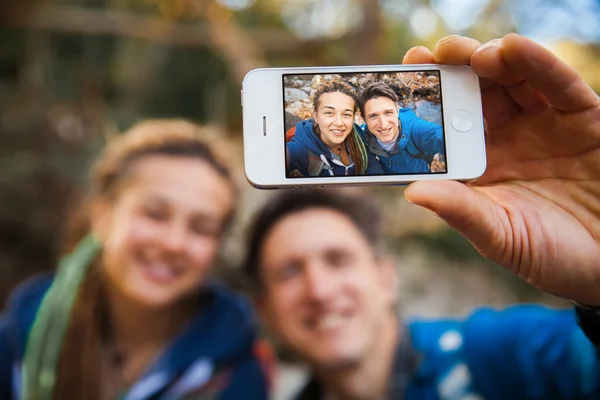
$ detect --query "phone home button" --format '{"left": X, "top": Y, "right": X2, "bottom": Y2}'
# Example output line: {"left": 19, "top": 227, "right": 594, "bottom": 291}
{"left": 451, "top": 109, "right": 474, "bottom": 132}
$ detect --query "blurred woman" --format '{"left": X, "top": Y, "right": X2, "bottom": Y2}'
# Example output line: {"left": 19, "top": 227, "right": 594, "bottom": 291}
{"left": 286, "top": 81, "right": 383, "bottom": 177}
{"left": 0, "top": 120, "right": 270, "bottom": 400}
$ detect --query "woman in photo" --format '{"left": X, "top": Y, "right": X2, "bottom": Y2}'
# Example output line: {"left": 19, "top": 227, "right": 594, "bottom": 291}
{"left": 286, "top": 81, "right": 383, "bottom": 177}
{"left": 0, "top": 120, "right": 270, "bottom": 400}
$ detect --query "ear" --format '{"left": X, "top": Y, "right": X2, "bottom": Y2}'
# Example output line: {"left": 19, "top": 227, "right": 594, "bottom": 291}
{"left": 90, "top": 197, "right": 112, "bottom": 241}
{"left": 377, "top": 256, "right": 399, "bottom": 306}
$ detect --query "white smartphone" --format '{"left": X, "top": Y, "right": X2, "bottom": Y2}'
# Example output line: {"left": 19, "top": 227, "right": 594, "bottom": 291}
{"left": 242, "top": 64, "right": 486, "bottom": 189}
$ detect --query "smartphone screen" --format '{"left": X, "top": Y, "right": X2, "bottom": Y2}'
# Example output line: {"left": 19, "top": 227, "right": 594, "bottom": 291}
{"left": 283, "top": 71, "right": 447, "bottom": 178}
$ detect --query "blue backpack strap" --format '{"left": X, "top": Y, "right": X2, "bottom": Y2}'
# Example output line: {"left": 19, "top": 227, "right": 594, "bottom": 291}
{"left": 406, "top": 319, "right": 479, "bottom": 400}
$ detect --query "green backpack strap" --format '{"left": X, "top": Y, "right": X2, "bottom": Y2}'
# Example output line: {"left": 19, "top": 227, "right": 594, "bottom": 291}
{"left": 22, "top": 234, "right": 100, "bottom": 400}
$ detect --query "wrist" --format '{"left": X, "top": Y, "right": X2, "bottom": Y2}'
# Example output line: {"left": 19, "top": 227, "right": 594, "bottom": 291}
{"left": 571, "top": 300, "right": 600, "bottom": 316}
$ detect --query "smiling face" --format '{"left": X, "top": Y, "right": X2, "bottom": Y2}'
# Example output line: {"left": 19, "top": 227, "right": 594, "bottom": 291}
{"left": 93, "top": 155, "right": 234, "bottom": 308}
{"left": 313, "top": 92, "right": 356, "bottom": 148}
{"left": 257, "top": 208, "right": 397, "bottom": 370}
{"left": 364, "top": 96, "right": 400, "bottom": 143}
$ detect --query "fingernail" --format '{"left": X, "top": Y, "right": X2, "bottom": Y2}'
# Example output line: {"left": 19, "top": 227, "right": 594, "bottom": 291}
{"left": 473, "top": 39, "right": 501, "bottom": 55}
{"left": 434, "top": 35, "right": 462, "bottom": 48}
{"left": 407, "top": 45, "right": 429, "bottom": 54}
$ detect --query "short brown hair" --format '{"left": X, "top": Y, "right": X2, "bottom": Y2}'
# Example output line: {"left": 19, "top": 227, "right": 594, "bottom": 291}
{"left": 243, "top": 189, "right": 382, "bottom": 292}
{"left": 358, "top": 81, "right": 399, "bottom": 119}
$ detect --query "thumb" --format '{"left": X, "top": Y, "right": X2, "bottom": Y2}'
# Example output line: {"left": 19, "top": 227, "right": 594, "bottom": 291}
{"left": 404, "top": 180, "right": 506, "bottom": 259}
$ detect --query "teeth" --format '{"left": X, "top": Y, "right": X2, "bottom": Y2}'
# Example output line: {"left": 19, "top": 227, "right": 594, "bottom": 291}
{"left": 146, "top": 264, "right": 177, "bottom": 279}
{"left": 317, "top": 314, "right": 345, "bottom": 330}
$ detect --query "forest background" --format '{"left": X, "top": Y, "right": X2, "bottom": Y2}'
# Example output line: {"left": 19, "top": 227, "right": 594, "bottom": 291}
{"left": 1, "top": 0, "right": 599, "bottom": 339}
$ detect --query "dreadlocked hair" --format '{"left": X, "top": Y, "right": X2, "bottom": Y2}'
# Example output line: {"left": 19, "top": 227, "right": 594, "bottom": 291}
{"left": 312, "top": 80, "right": 369, "bottom": 175}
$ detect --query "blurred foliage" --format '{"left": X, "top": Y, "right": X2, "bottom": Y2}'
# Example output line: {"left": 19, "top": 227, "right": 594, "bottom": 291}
{"left": 1, "top": 0, "right": 599, "bottom": 306}
{"left": 403, "top": 227, "right": 551, "bottom": 303}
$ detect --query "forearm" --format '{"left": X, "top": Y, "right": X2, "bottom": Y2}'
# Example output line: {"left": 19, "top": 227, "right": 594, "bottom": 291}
{"left": 417, "top": 125, "right": 444, "bottom": 156}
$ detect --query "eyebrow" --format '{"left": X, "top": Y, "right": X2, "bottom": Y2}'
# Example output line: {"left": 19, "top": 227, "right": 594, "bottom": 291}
{"left": 323, "top": 105, "right": 354, "bottom": 113}
{"left": 144, "top": 193, "right": 219, "bottom": 220}
{"left": 368, "top": 108, "right": 396, "bottom": 118}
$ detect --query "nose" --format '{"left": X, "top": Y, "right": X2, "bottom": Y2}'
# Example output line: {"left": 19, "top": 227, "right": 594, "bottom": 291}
{"left": 379, "top": 115, "right": 389, "bottom": 129}
{"left": 303, "top": 262, "right": 336, "bottom": 303}
{"left": 333, "top": 113, "right": 343, "bottom": 126}
{"left": 162, "top": 221, "right": 188, "bottom": 254}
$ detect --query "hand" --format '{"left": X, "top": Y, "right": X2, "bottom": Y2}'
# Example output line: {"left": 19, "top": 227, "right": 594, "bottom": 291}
{"left": 403, "top": 34, "right": 600, "bottom": 305}
{"left": 430, "top": 153, "right": 446, "bottom": 172}
{"left": 288, "top": 169, "right": 305, "bottom": 178}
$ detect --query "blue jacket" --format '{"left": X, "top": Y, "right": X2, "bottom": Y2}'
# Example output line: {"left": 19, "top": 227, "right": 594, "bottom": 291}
{"left": 360, "top": 108, "right": 444, "bottom": 174}
{"left": 297, "top": 305, "right": 600, "bottom": 399}
{"left": 0, "top": 274, "right": 269, "bottom": 400}
{"left": 287, "top": 119, "right": 384, "bottom": 176}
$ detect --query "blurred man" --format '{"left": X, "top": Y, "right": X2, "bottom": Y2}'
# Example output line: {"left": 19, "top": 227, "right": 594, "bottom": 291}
{"left": 358, "top": 81, "right": 446, "bottom": 174}
{"left": 244, "top": 33, "right": 600, "bottom": 400}
{"left": 244, "top": 189, "right": 599, "bottom": 400}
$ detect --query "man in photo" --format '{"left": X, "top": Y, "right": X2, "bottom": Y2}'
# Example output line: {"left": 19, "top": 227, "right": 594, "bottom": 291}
{"left": 358, "top": 81, "right": 446, "bottom": 174}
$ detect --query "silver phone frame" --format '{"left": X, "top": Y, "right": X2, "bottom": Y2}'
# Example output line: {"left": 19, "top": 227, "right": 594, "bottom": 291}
{"left": 242, "top": 64, "right": 486, "bottom": 189}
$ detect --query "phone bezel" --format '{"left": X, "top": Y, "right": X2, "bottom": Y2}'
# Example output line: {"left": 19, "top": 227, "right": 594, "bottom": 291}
{"left": 242, "top": 64, "right": 486, "bottom": 188}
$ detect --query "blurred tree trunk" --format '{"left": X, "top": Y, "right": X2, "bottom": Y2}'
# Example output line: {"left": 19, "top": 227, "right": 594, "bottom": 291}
{"left": 349, "top": 0, "right": 382, "bottom": 65}
{"left": 203, "top": 1, "right": 266, "bottom": 87}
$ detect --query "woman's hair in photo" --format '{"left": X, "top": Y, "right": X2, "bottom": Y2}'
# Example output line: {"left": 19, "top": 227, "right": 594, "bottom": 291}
{"left": 312, "top": 80, "right": 369, "bottom": 175}
{"left": 53, "top": 120, "right": 235, "bottom": 399}
{"left": 357, "top": 81, "right": 399, "bottom": 120}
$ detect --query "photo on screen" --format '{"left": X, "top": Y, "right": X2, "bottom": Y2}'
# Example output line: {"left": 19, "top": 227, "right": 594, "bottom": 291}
{"left": 283, "top": 71, "right": 446, "bottom": 178}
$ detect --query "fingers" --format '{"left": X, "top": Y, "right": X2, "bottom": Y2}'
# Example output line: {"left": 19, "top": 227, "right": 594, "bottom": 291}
{"left": 403, "top": 36, "right": 481, "bottom": 65}
{"left": 404, "top": 180, "right": 508, "bottom": 261}
{"left": 471, "top": 40, "right": 523, "bottom": 86}
{"left": 403, "top": 46, "right": 434, "bottom": 64}
{"left": 500, "top": 33, "right": 599, "bottom": 112}
{"left": 404, "top": 34, "right": 599, "bottom": 119}
{"left": 432, "top": 36, "right": 481, "bottom": 65}
{"left": 472, "top": 35, "right": 565, "bottom": 113}
{"left": 504, "top": 80, "right": 549, "bottom": 114}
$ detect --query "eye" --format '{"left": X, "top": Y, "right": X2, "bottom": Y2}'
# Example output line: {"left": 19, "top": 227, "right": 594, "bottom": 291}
{"left": 343, "top": 113, "right": 352, "bottom": 118}
{"left": 385, "top": 110, "right": 395, "bottom": 116}
{"left": 143, "top": 207, "right": 168, "bottom": 222}
{"left": 274, "top": 262, "right": 302, "bottom": 282}
{"left": 324, "top": 249, "right": 353, "bottom": 269}
{"left": 324, "top": 112, "right": 333, "bottom": 116}
{"left": 189, "top": 218, "right": 220, "bottom": 237}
